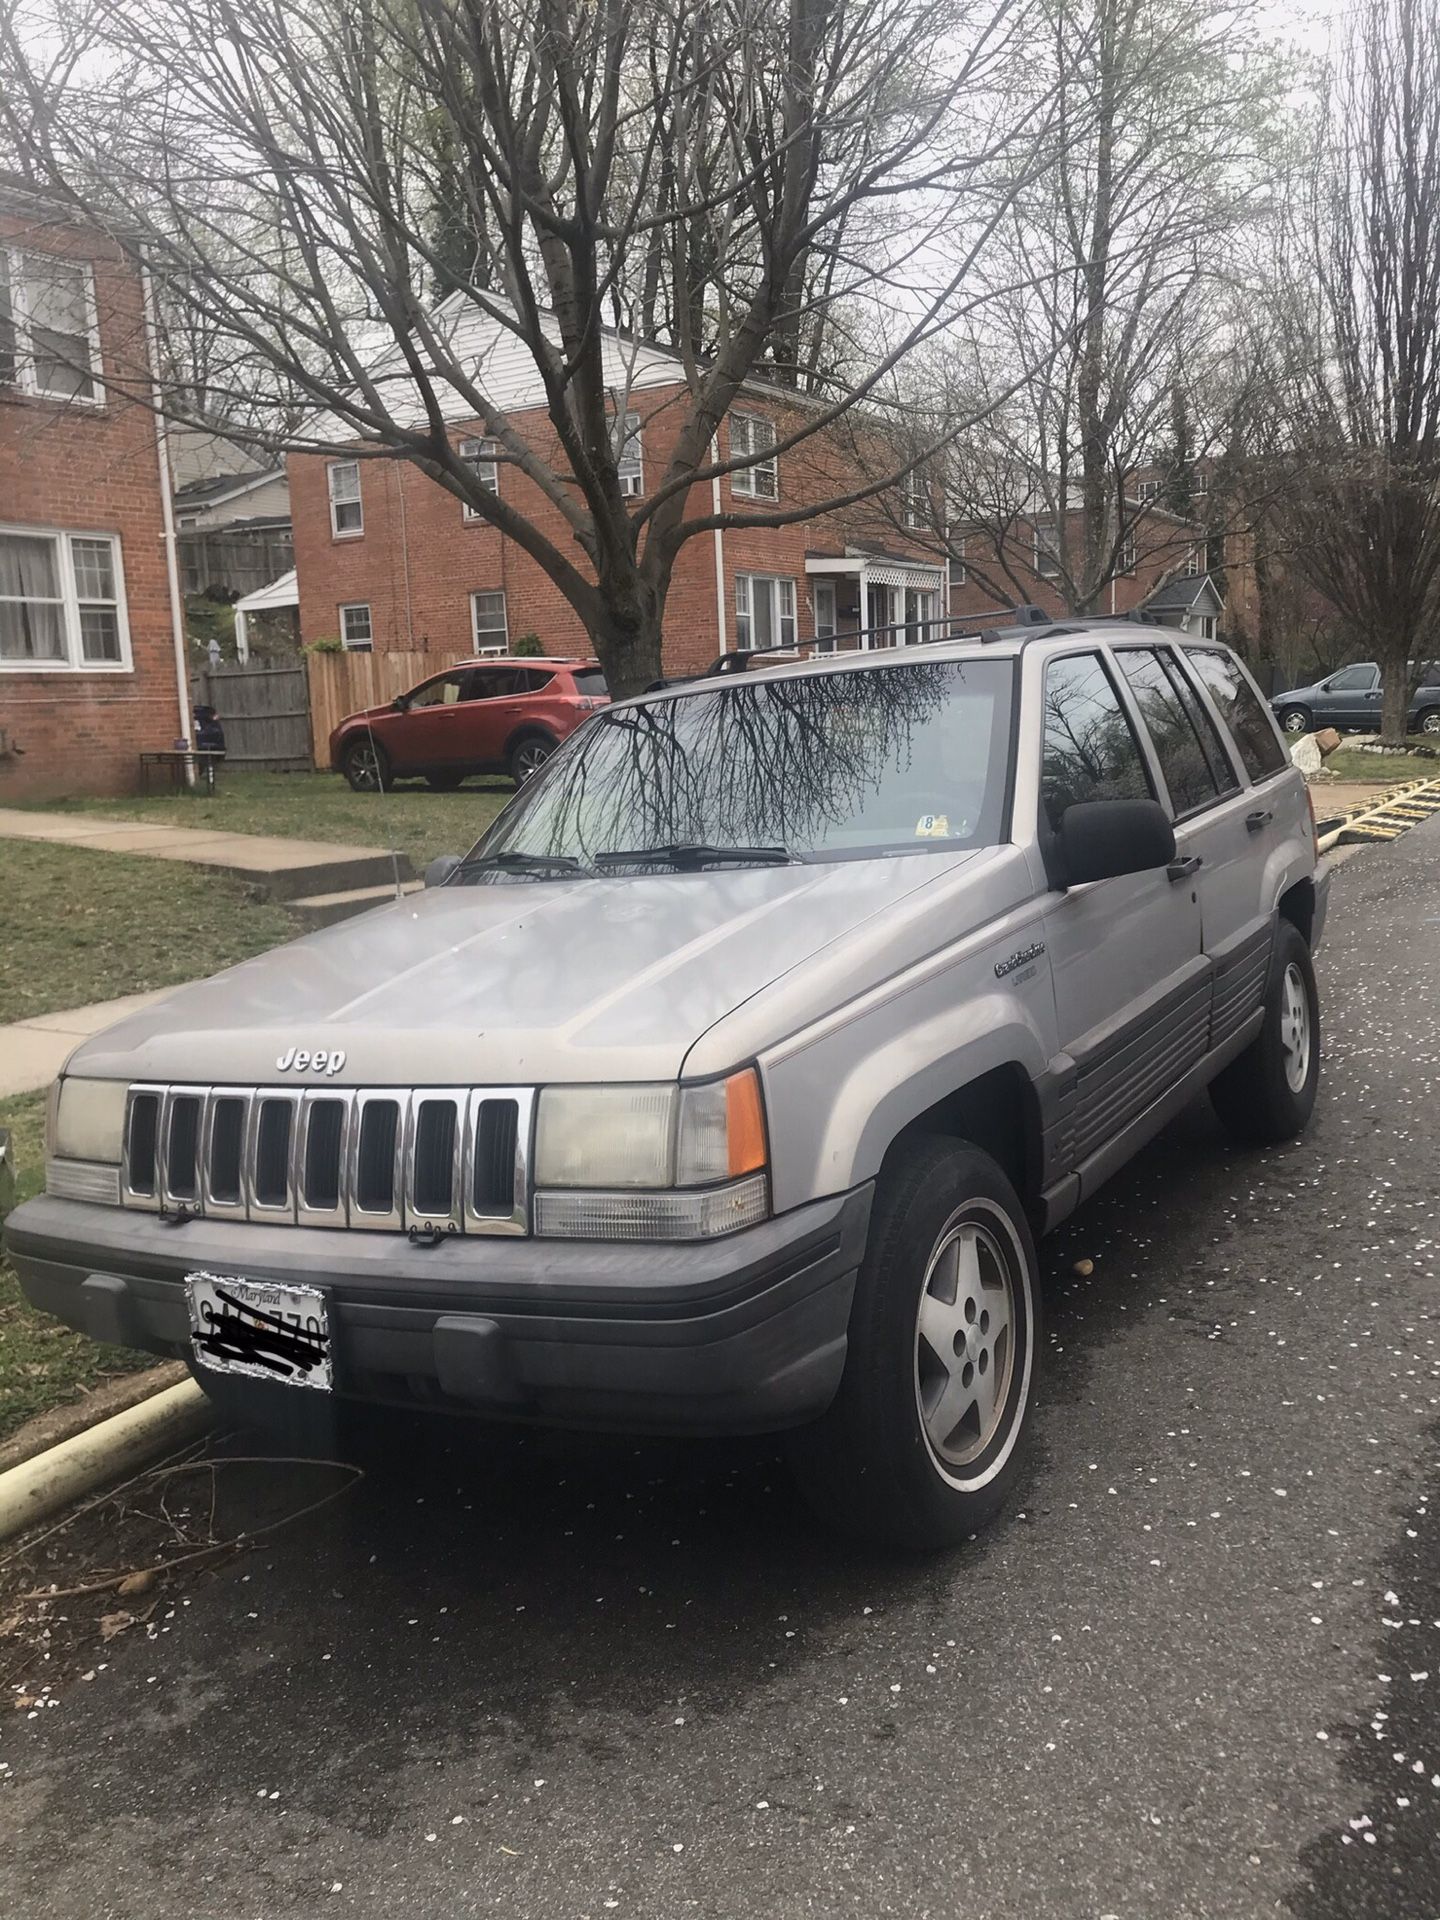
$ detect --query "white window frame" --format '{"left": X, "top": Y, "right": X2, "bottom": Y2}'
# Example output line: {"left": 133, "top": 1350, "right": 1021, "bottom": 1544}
{"left": 0, "top": 524, "right": 131, "bottom": 674}
{"left": 0, "top": 247, "right": 104, "bottom": 406}
{"left": 1138, "top": 478, "right": 1161, "bottom": 503}
{"left": 459, "top": 437, "right": 500, "bottom": 518}
{"left": 616, "top": 410, "right": 644, "bottom": 497}
{"left": 734, "top": 573, "right": 796, "bottom": 650}
{"left": 327, "top": 460, "right": 363, "bottom": 538}
{"left": 729, "top": 412, "right": 778, "bottom": 500}
{"left": 1119, "top": 526, "right": 1137, "bottom": 575}
{"left": 1033, "top": 519, "right": 1062, "bottom": 580}
{"left": 339, "top": 602, "right": 373, "bottom": 651}
{"left": 952, "top": 536, "right": 966, "bottom": 587}
{"left": 902, "top": 474, "right": 928, "bottom": 531}
{"left": 470, "top": 589, "right": 509, "bottom": 656}
{"left": 1183, "top": 546, "right": 1201, "bottom": 577}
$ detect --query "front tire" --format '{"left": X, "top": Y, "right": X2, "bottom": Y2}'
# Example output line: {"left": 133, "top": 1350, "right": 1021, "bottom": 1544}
{"left": 1277, "top": 705, "right": 1312, "bottom": 735}
{"left": 1415, "top": 707, "right": 1440, "bottom": 736}
{"left": 342, "top": 738, "right": 391, "bottom": 793}
{"left": 787, "top": 1138, "right": 1039, "bottom": 1551}
{"left": 1209, "top": 920, "right": 1320, "bottom": 1145}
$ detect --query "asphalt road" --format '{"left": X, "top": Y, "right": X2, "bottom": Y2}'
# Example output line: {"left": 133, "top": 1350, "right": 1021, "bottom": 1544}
{"left": 4, "top": 820, "right": 1440, "bottom": 1920}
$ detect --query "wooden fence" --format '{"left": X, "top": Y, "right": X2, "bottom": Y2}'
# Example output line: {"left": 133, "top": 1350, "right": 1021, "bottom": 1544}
{"left": 305, "top": 649, "right": 431, "bottom": 769}
{"left": 192, "top": 659, "right": 312, "bottom": 772}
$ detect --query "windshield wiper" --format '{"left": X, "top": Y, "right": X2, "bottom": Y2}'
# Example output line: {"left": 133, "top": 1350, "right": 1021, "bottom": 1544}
{"left": 593, "top": 842, "right": 795, "bottom": 870}
{"left": 459, "top": 850, "right": 584, "bottom": 877}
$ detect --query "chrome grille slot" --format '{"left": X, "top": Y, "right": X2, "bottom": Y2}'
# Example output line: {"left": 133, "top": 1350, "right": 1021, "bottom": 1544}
{"left": 202, "top": 1089, "right": 250, "bottom": 1219}
{"left": 251, "top": 1097, "right": 296, "bottom": 1213}
{"left": 409, "top": 1093, "right": 463, "bottom": 1233}
{"left": 163, "top": 1092, "right": 203, "bottom": 1207}
{"left": 350, "top": 1093, "right": 403, "bottom": 1231}
{"left": 121, "top": 1081, "right": 532, "bottom": 1235}
{"left": 122, "top": 1088, "right": 162, "bottom": 1206}
{"left": 473, "top": 1099, "right": 518, "bottom": 1215}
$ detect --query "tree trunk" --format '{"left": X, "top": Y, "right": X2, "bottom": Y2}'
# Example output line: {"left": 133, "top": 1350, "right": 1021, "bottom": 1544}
{"left": 1380, "top": 651, "right": 1410, "bottom": 744}
{"left": 590, "top": 573, "right": 666, "bottom": 699}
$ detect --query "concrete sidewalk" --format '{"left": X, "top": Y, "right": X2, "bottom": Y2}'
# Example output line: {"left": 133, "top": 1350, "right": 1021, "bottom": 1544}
{"left": 0, "top": 990, "right": 173, "bottom": 1098}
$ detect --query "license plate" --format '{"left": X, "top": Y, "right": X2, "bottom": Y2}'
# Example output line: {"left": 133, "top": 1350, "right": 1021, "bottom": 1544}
{"left": 186, "top": 1271, "right": 332, "bottom": 1391}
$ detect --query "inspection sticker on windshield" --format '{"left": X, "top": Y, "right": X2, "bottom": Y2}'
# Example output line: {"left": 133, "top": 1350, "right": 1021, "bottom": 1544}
{"left": 186, "top": 1272, "right": 332, "bottom": 1391}
{"left": 914, "top": 814, "right": 950, "bottom": 839}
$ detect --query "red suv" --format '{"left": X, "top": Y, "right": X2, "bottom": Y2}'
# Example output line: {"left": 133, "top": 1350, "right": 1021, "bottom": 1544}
{"left": 331, "top": 658, "right": 609, "bottom": 791}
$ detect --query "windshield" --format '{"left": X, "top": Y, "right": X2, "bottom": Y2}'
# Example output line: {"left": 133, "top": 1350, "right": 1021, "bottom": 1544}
{"left": 471, "top": 656, "right": 1014, "bottom": 871}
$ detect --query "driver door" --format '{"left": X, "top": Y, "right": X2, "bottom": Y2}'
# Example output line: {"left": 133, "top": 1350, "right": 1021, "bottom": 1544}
{"left": 1320, "top": 663, "right": 1380, "bottom": 728}
{"left": 382, "top": 669, "right": 479, "bottom": 773}
{"left": 1039, "top": 651, "right": 1206, "bottom": 1181}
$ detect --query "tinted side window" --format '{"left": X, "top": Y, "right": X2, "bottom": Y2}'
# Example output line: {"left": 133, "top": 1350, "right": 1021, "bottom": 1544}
{"left": 1040, "top": 652, "right": 1153, "bottom": 831}
{"left": 409, "top": 672, "right": 469, "bottom": 710}
{"left": 468, "top": 668, "right": 524, "bottom": 701}
{"left": 1115, "top": 649, "right": 1225, "bottom": 815}
{"left": 517, "top": 669, "right": 555, "bottom": 693}
{"left": 1186, "top": 648, "right": 1288, "bottom": 780}
{"left": 572, "top": 669, "right": 609, "bottom": 697}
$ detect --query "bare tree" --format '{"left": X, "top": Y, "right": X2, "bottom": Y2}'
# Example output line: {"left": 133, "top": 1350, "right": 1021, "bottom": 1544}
{"left": 1276, "top": 0, "right": 1440, "bottom": 744}
{"left": 1, "top": 0, "right": 1060, "bottom": 694}
{"left": 887, "top": 0, "right": 1292, "bottom": 613}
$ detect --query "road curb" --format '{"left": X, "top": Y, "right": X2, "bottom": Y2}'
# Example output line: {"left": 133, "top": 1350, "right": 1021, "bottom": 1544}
{"left": 0, "top": 1379, "right": 213, "bottom": 1544}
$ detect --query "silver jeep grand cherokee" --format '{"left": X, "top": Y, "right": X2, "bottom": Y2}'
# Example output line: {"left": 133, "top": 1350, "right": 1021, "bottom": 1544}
{"left": 5, "top": 622, "right": 1328, "bottom": 1549}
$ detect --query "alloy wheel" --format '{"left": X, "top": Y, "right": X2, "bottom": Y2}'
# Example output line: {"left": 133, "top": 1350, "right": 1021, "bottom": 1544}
{"left": 1280, "top": 960, "right": 1312, "bottom": 1093}
{"left": 914, "top": 1216, "right": 1018, "bottom": 1472}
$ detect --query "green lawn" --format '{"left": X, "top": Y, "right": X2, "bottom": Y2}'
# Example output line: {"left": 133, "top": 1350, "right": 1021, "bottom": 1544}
{"left": 1324, "top": 741, "right": 1440, "bottom": 784}
{"left": 23, "top": 769, "right": 516, "bottom": 874}
{"left": 2, "top": 838, "right": 297, "bottom": 1024}
{"left": 0, "top": 1091, "right": 152, "bottom": 1442}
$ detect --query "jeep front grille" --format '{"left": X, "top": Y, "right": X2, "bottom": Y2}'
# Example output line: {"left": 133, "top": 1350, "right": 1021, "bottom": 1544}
{"left": 120, "top": 1084, "right": 533, "bottom": 1235}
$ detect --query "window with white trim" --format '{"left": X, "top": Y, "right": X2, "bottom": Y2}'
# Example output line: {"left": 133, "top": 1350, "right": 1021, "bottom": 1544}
{"left": 339, "top": 603, "right": 373, "bottom": 651}
{"left": 902, "top": 474, "right": 927, "bottom": 531}
{"left": 470, "top": 589, "right": 509, "bottom": 654}
{"left": 734, "top": 573, "right": 796, "bottom": 650}
{"left": 1033, "top": 519, "right": 1062, "bottom": 580}
{"left": 0, "top": 249, "right": 102, "bottom": 402}
{"left": 460, "top": 437, "right": 499, "bottom": 518}
{"left": 327, "top": 461, "right": 363, "bottom": 537}
{"left": 729, "top": 413, "right": 778, "bottom": 499}
{"left": 812, "top": 579, "right": 837, "bottom": 641}
{"left": 1119, "top": 524, "right": 1137, "bottom": 574}
{"left": 1138, "top": 477, "right": 1161, "bottom": 502}
{"left": 952, "top": 536, "right": 966, "bottom": 587}
{"left": 0, "top": 526, "right": 129, "bottom": 670}
{"left": 615, "top": 411, "right": 644, "bottom": 497}
{"left": 1183, "top": 545, "right": 1201, "bottom": 577}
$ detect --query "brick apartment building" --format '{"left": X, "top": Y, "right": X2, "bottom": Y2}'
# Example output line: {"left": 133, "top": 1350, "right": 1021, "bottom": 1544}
{"left": 0, "top": 177, "right": 189, "bottom": 799}
{"left": 288, "top": 307, "right": 947, "bottom": 678}
{"left": 949, "top": 488, "right": 1222, "bottom": 637}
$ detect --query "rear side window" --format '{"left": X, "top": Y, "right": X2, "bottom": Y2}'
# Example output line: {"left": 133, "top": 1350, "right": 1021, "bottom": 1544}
{"left": 1040, "top": 652, "right": 1153, "bottom": 830}
{"left": 571, "top": 669, "right": 609, "bottom": 697}
{"left": 517, "top": 669, "right": 555, "bottom": 692}
{"left": 1186, "top": 648, "right": 1288, "bottom": 781}
{"left": 1114, "top": 648, "right": 1230, "bottom": 815}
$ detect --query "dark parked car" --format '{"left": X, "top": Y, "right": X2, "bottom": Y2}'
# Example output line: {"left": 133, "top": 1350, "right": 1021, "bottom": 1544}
{"left": 1271, "top": 661, "right": 1440, "bottom": 735}
{"left": 331, "top": 657, "right": 609, "bottom": 791}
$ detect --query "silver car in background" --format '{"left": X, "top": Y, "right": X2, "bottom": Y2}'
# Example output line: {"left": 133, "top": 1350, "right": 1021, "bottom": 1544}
{"left": 5, "top": 622, "right": 1327, "bottom": 1549}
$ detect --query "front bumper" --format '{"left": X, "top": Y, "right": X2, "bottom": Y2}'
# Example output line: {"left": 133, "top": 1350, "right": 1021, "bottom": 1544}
{"left": 3, "top": 1188, "right": 872, "bottom": 1436}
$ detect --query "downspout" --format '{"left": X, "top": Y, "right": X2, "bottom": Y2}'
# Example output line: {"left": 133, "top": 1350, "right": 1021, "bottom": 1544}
{"left": 711, "top": 440, "right": 727, "bottom": 651}
{"left": 140, "top": 262, "right": 193, "bottom": 779}
{"left": 396, "top": 465, "right": 417, "bottom": 648}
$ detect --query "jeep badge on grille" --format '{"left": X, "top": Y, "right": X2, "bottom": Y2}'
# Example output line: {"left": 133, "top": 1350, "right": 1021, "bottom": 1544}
{"left": 276, "top": 1047, "right": 347, "bottom": 1075}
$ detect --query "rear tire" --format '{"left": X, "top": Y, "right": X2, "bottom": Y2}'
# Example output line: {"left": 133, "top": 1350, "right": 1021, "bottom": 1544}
{"left": 342, "top": 738, "right": 391, "bottom": 793}
{"left": 787, "top": 1137, "right": 1039, "bottom": 1551}
{"left": 425, "top": 771, "right": 464, "bottom": 790}
{"left": 1277, "top": 705, "right": 1311, "bottom": 735}
{"left": 1209, "top": 920, "right": 1320, "bottom": 1145}
{"left": 510, "top": 734, "right": 556, "bottom": 785}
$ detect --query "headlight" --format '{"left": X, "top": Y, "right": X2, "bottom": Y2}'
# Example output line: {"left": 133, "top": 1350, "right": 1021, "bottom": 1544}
{"left": 533, "top": 1070, "right": 769, "bottom": 1240}
{"left": 52, "top": 1077, "right": 128, "bottom": 1163}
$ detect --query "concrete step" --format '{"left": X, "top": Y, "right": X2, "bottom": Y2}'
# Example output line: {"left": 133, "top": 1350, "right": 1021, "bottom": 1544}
{"left": 288, "top": 879, "right": 423, "bottom": 929}
{"left": 211, "top": 848, "right": 415, "bottom": 903}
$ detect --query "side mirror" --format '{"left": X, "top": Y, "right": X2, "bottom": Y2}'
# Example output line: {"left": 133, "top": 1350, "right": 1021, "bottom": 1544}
{"left": 1054, "top": 798, "right": 1175, "bottom": 887}
{"left": 392, "top": 696, "right": 408, "bottom": 712}
{"left": 424, "top": 853, "right": 462, "bottom": 889}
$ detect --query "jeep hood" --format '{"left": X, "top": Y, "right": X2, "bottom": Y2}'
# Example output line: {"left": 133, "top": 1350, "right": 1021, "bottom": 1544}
{"left": 66, "top": 853, "right": 990, "bottom": 1087}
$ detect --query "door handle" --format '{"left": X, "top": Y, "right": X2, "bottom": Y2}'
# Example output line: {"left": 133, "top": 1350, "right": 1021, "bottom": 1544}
{"left": 1245, "top": 808, "right": 1273, "bottom": 832}
{"left": 1167, "top": 854, "right": 1203, "bottom": 882}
